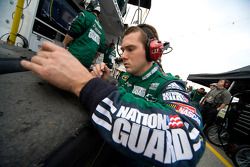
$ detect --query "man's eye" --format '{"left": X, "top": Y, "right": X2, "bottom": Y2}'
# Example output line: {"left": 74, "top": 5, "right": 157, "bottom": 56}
{"left": 127, "top": 47, "right": 134, "bottom": 52}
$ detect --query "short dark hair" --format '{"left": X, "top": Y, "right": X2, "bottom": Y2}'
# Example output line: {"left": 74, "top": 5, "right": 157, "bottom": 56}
{"left": 122, "top": 26, "right": 148, "bottom": 49}
{"left": 137, "top": 24, "right": 159, "bottom": 40}
{"left": 122, "top": 24, "right": 158, "bottom": 50}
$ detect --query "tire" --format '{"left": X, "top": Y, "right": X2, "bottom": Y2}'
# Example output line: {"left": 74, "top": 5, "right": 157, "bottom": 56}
{"left": 206, "top": 124, "right": 229, "bottom": 147}
{"left": 233, "top": 146, "right": 250, "bottom": 167}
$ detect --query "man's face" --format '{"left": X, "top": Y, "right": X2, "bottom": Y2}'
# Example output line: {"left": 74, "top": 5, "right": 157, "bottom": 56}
{"left": 120, "top": 31, "right": 150, "bottom": 76}
{"left": 217, "top": 80, "right": 225, "bottom": 87}
{"left": 198, "top": 88, "right": 205, "bottom": 93}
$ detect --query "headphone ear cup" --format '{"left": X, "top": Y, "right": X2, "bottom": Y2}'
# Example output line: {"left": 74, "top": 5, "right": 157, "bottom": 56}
{"left": 147, "top": 39, "right": 164, "bottom": 61}
{"left": 224, "top": 80, "right": 231, "bottom": 89}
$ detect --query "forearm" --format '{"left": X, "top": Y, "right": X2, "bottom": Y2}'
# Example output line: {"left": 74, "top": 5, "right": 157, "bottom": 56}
{"left": 63, "top": 34, "right": 74, "bottom": 48}
{"left": 217, "top": 103, "right": 226, "bottom": 110}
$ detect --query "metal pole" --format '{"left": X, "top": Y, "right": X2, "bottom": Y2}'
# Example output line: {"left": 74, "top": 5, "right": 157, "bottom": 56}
{"left": 7, "top": 0, "right": 25, "bottom": 45}
{"left": 228, "top": 81, "right": 235, "bottom": 92}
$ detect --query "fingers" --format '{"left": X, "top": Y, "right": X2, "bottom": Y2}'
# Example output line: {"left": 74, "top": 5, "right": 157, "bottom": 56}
{"left": 91, "top": 64, "right": 103, "bottom": 77}
{"left": 103, "top": 63, "right": 110, "bottom": 72}
{"left": 31, "top": 54, "right": 48, "bottom": 65}
{"left": 90, "top": 63, "right": 111, "bottom": 80}
{"left": 40, "top": 41, "right": 64, "bottom": 52}
{"left": 21, "top": 60, "right": 44, "bottom": 76}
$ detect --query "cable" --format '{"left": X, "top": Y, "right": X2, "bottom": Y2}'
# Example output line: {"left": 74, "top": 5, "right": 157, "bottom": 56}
{"left": 16, "top": 33, "right": 29, "bottom": 48}
{"left": 163, "top": 46, "right": 173, "bottom": 54}
{"left": 23, "top": 0, "right": 32, "bottom": 9}
{"left": 116, "top": 37, "right": 122, "bottom": 57}
{"left": 49, "top": 0, "right": 54, "bottom": 21}
{"left": 0, "top": 33, "right": 10, "bottom": 41}
{"left": 18, "top": 15, "right": 24, "bottom": 33}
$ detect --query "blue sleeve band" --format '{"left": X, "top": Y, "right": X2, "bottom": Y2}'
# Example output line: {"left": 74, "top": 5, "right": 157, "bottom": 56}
{"left": 79, "top": 78, "right": 117, "bottom": 113}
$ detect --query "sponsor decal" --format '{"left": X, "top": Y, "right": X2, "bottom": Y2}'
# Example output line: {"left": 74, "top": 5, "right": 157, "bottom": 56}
{"left": 91, "top": 98, "right": 203, "bottom": 164}
{"left": 88, "top": 29, "right": 100, "bottom": 45}
{"left": 132, "top": 85, "right": 146, "bottom": 97}
{"left": 149, "top": 83, "right": 160, "bottom": 90}
{"left": 168, "top": 115, "right": 184, "bottom": 128}
{"left": 122, "top": 75, "right": 129, "bottom": 81}
{"left": 169, "top": 102, "right": 201, "bottom": 126}
{"left": 145, "top": 94, "right": 157, "bottom": 102}
{"left": 162, "top": 92, "right": 189, "bottom": 103}
{"left": 166, "top": 82, "right": 184, "bottom": 91}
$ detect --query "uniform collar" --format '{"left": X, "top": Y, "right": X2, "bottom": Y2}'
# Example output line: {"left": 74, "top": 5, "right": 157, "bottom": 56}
{"left": 127, "top": 63, "right": 159, "bottom": 81}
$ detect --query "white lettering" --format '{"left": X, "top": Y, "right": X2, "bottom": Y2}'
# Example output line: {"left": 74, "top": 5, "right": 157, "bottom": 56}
{"left": 148, "top": 114, "right": 157, "bottom": 128}
{"left": 125, "top": 108, "right": 137, "bottom": 122}
{"left": 128, "top": 123, "right": 149, "bottom": 153}
{"left": 132, "top": 85, "right": 146, "bottom": 97}
{"left": 157, "top": 114, "right": 168, "bottom": 130}
{"left": 172, "top": 129, "right": 193, "bottom": 161}
{"left": 144, "top": 129, "right": 165, "bottom": 162}
{"left": 116, "top": 106, "right": 130, "bottom": 117}
{"left": 162, "top": 92, "right": 188, "bottom": 103}
{"left": 112, "top": 118, "right": 131, "bottom": 146}
{"left": 164, "top": 130, "right": 176, "bottom": 163}
{"left": 88, "top": 29, "right": 100, "bottom": 45}
{"left": 110, "top": 118, "right": 194, "bottom": 164}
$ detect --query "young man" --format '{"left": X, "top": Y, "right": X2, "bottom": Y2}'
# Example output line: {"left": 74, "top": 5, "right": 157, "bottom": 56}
{"left": 21, "top": 24, "right": 205, "bottom": 166}
{"left": 63, "top": 0, "right": 107, "bottom": 69}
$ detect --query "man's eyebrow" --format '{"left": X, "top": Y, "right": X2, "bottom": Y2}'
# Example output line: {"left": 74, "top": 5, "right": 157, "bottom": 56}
{"left": 121, "top": 44, "right": 135, "bottom": 50}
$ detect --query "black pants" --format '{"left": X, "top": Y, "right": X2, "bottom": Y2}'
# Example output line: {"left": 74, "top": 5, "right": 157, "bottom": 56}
{"left": 201, "top": 102, "right": 218, "bottom": 127}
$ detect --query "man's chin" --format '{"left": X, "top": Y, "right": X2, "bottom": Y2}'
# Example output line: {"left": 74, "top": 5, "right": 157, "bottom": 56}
{"left": 125, "top": 68, "right": 132, "bottom": 73}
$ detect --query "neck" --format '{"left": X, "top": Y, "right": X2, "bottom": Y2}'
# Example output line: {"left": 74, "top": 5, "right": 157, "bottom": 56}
{"left": 134, "top": 62, "right": 153, "bottom": 76}
{"left": 217, "top": 85, "right": 224, "bottom": 89}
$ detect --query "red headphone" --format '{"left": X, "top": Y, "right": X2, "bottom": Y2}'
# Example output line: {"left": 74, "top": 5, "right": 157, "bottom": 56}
{"left": 139, "top": 26, "right": 164, "bottom": 61}
{"left": 223, "top": 80, "right": 231, "bottom": 89}
{"left": 147, "top": 39, "right": 164, "bottom": 61}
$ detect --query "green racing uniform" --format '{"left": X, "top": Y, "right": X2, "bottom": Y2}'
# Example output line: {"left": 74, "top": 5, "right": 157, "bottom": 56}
{"left": 78, "top": 63, "right": 205, "bottom": 166}
{"left": 67, "top": 10, "right": 106, "bottom": 68}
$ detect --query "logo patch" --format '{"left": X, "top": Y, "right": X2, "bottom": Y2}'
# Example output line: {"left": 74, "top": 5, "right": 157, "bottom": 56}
{"left": 88, "top": 29, "right": 100, "bottom": 45}
{"left": 166, "top": 82, "right": 184, "bottom": 91}
{"left": 167, "top": 115, "right": 184, "bottom": 128}
{"left": 149, "top": 83, "right": 160, "bottom": 90}
{"left": 132, "top": 85, "right": 146, "bottom": 97}
{"left": 162, "top": 92, "right": 189, "bottom": 103}
{"left": 122, "top": 75, "right": 129, "bottom": 81}
{"left": 170, "top": 102, "right": 201, "bottom": 126}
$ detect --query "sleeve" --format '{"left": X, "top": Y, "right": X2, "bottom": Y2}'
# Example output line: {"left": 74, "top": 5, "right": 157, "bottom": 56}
{"left": 67, "top": 12, "right": 86, "bottom": 38}
{"left": 79, "top": 78, "right": 205, "bottom": 167}
{"left": 97, "top": 33, "right": 107, "bottom": 53}
{"left": 222, "top": 91, "right": 232, "bottom": 104}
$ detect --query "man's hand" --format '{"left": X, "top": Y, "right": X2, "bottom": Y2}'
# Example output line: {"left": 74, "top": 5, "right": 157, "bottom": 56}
{"left": 91, "top": 62, "right": 110, "bottom": 80}
{"left": 21, "top": 41, "right": 94, "bottom": 97}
